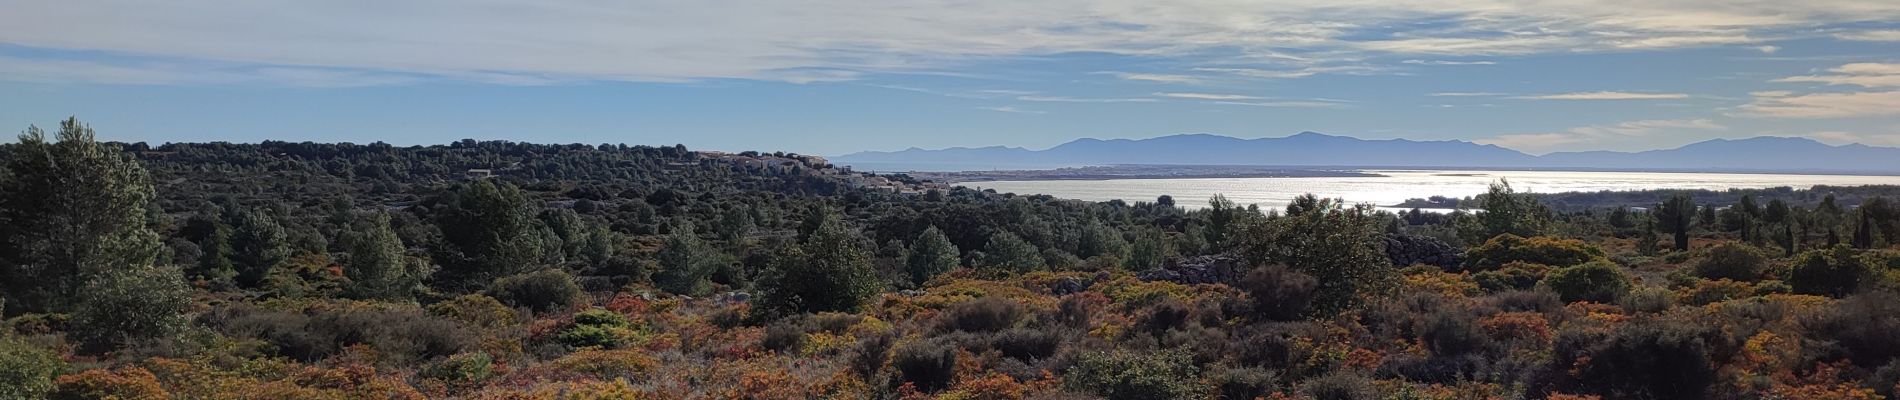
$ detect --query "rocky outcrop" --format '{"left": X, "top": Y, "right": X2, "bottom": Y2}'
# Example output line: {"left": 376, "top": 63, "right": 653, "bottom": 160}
{"left": 1383, "top": 234, "right": 1464, "bottom": 269}
{"left": 1139, "top": 254, "right": 1245, "bottom": 285}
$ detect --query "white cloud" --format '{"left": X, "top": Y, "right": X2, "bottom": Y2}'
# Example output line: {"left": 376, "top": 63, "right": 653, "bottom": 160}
{"left": 1804, "top": 131, "right": 1900, "bottom": 146}
{"left": 1016, "top": 95, "right": 1156, "bottom": 103}
{"left": 1206, "top": 100, "right": 1350, "bottom": 108}
{"left": 1153, "top": 92, "right": 1261, "bottom": 100}
{"left": 1097, "top": 72, "right": 1203, "bottom": 84}
{"left": 978, "top": 106, "right": 1044, "bottom": 114}
{"left": 1479, "top": 118, "right": 1726, "bottom": 153}
{"left": 1401, "top": 59, "right": 1497, "bottom": 65}
{"left": 1520, "top": 91, "right": 1691, "bottom": 100}
{"left": 1193, "top": 65, "right": 1385, "bottom": 79}
{"left": 1835, "top": 30, "right": 1900, "bottom": 42}
{"left": 1756, "top": 45, "right": 1780, "bottom": 54}
{"left": 1738, "top": 90, "right": 1900, "bottom": 118}
{"left": 3, "top": 1, "right": 1900, "bottom": 84}
{"left": 1773, "top": 63, "right": 1900, "bottom": 87}
{"left": 1744, "top": 62, "right": 1900, "bottom": 118}
{"left": 1429, "top": 92, "right": 1506, "bottom": 97}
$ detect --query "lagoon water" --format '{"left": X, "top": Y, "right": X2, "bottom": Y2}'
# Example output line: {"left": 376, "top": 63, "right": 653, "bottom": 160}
{"left": 963, "top": 170, "right": 1900, "bottom": 211}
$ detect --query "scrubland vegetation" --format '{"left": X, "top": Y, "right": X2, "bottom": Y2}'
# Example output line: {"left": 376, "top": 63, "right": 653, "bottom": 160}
{"left": 6, "top": 118, "right": 1900, "bottom": 399}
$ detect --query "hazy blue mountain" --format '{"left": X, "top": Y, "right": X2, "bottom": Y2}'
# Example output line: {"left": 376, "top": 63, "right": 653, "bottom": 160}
{"left": 835, "top": 132, "right": 1900, "bottom": 173}
{"left": 839, "top": 132, "right": 1538, "bottom": 169}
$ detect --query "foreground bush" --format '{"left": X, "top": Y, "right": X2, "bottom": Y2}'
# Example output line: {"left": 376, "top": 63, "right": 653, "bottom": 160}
{"left": 1784, "top": 245, "right": 1869, "bottom": 297}
{"left": 0, "top": 336, "right": 66, "bottom": 399}
{"left": 1463, "top": 234, "right": 1604, "bottom": 271}
{"left": 1694, "top": 241, "right": 1769, "bottom": 281}
{"left": 486, "top": 269, "right": 584, "bottom": 313}
{"left": 1557, "top": 320, "right": 1716, "bottom": 399}
{"left": 1239, "top": 264, "right": 1318, "bottom": 321}
{"left": 1540, "top": 260, "right": 1631, "bottom": 303}
{"left": 1064, "top": 350, "right": 1199, "bottom": 400}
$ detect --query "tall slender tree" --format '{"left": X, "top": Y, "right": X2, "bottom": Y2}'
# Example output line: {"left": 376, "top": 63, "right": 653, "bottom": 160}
{"left": 1655, "top": 193, "right": 1697, "bottom": 251}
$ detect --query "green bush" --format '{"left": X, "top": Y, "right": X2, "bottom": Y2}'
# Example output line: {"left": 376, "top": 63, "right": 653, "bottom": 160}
{"left": 1064, "top": 350, "right": 1200, "bottom": 400}
{"left": 210, "top": 303, "right": 473, "bottom": 363}
{"left": 1239, "top": 264, "right": 1318, "bottom": 321}
{"left": 989, "top": 327, "right": 1061, "bottom": 362}
{"left": 937, "top": 297, "right": 1024, "bottom": 333}
{"left": 558, "top": 308, "right": 635, "bottom": 349}
{"left": 1300, "top": 371, "right": 1377, "bottom": 400}
{"left": 1473, "top": 262, "right": 1553, "bottom": 293}
{"left": 1693, "top": 242, "right": 1769, "bottom": 281}
{"left": 71, "top": 265, "right": 192, "bottom": 352}
{"left": 486, "top": 269, "right": 584, "bottom": 313}
{"left": 421, "top": 352, "right": 494, "bottom": 385}
{"left": 1558, "top": 320, "right": 1715, "bottom": 399}
{"left": 1539, "top": 260, "right": 1631, "bottom": 303}
{"left": 0, "top": 336, "right": 66, "bottom": 399}
{"left": 1783, "top": 245, "right": 1870, "bottom": 297}
{"left": 1462, "top": 234, "right": 1604, "bottom": 271}
{"left": 893, "top": 338, "right": 959, "bottom": 393}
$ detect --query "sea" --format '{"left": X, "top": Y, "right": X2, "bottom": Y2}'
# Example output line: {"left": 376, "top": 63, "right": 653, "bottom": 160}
{"left": 960, "top": 170, "right": 1900, "bottom": 211}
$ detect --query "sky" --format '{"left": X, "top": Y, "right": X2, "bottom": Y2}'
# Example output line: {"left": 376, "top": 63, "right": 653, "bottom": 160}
{"left": 2, "top": 1, "right": 1899, "bottom": 156}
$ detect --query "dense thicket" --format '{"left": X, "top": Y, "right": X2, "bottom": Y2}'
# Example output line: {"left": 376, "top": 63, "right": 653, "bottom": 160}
{"left": 5, "top": 119, "right": 1900, "bottom": 398}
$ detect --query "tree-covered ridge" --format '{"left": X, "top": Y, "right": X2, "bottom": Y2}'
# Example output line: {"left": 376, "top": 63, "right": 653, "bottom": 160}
{"left": 4, "top": 119, "right": 1900, "bottom": 399}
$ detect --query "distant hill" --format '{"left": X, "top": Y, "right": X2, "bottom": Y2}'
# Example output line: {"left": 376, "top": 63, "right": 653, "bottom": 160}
{"left": 836, "top": 132, "right": 1900, "bottom": 174}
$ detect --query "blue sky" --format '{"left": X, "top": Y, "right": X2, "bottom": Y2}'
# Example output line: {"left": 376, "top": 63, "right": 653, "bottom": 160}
{"left": 2, "top": 1, "right": 1899, "bottom": 156}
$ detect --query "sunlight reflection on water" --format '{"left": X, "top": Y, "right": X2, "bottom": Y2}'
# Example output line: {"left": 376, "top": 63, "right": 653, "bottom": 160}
{"left": 964, "top": 170, "right": 1900, "bottom": 211}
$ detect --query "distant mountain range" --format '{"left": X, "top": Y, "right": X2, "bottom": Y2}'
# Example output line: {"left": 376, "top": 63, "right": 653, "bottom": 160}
{"left": 834, "top": 132, "right": 1900, "bottom": 174}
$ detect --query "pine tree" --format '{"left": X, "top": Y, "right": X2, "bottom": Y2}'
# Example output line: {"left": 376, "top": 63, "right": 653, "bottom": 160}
{"left": 0, "top": 118, "right": 163, "bottom": 314}
{"left": 906, "top": 226, "right": 959, "bottom": 286}
{"left": 228, "top": 207, "right": 290, "bottom": 288}
{"left": 654, "top": 221, "right": 723, "bottom": 296}
{"left": 983, "top": 231, "right": 1044, "bottom": 273}
{"left": 341, "top": 212, "right": 417, "bottom": 300}
{"left": 1126, "top": 226, "right": 1173, "bottom": 271}
{"left": 434, "top": 180, "right": 548, "bottom": 291}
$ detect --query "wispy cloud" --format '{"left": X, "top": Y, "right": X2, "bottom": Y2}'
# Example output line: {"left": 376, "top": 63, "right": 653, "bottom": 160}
{"left": 1743, "top": 63, "right": 1900, "bottom": 118}
{"left": 977, "top": 106, "right": 1044, "bottom": 114}
{"left": 1096, "top": 72, "right": 1202, "bottom": 84}
{"left": 1519, "top": 91, "right": 1691, "bottom": 100}
{"left": 1401, "top": 59, "right": 1497, "bottom": 65}
{"left": 1430, "top": 92, "right": 1506, "bottom": 97}
{"left": 1805, "top": 131, "right": 1900, "bottom": 146}
{"left": 1153, "top": 92, "right": 1261, "bottom": 100}
{"left": 1479, "top": 118, "right": 1726, "bottom": 153}
{"left": 1206, "top": 100, "right": 1351, "bottom": 108}
{"left": 1738, "top": 90, "right": 1900, "bottom": 118}
{"left": 1835, "top": 30, "right": 1900, "bottom": 42}
{"left": 1193, "top": 65, "right": 1385, "bottom": 79}
{"left": 1016, "top": 95, "right": 1156, "bottom": 103}
{"left": 3, "top": 1, "right": 1900, "bottom": 85}
{"left": 1773, "top": 63, "right": 1900, "bottom": 87}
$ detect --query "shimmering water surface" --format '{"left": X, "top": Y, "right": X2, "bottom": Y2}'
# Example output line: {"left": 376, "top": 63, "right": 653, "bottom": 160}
{"left": 963, "top": 170, "right": 1900, "bottom": 211}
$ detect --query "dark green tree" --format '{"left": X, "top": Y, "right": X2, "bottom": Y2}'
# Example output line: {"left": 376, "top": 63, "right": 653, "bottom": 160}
{"left": 1238, "top": 200, "right": 1393, "bottom": 317}
{"left": 71, "top": 264, "right": 192, "bottom": 352}
{"left": 906, "top": 226, "right": 959, "bottom": 286}
{"left": 756, "top": 211, "right": 880, "bottom": 316}
{"left": 1654, "top": 194, "right": 1696, "bottom": 251}
{"left": 228, "top": 207, "right": 290, "bottom": 288}
{"left": 654, "top": 221, "right": 724, "bottom": 296}
{"left": 434, "top": 180, "right": 548, "bottom": 291}
{"left": 983, "top": 231, "right": 1045, "bottom": 273}
{"left": 341, "top": 212, "right": 421, "bottom": 300}
{"left": 1462, "top": 180, "right": 1548, "bottom": 242}
{"left": 1125, "top": 226, "right": 1172, "bottom": 271}
{"left": 0, "top": 118, "right": 162, "bottom": 314}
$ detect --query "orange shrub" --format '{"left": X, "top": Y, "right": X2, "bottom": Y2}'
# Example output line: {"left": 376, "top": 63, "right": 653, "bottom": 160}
{"left": 52, "top": 367, "right": 169, "bottom": 400}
